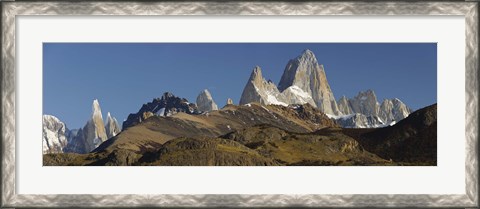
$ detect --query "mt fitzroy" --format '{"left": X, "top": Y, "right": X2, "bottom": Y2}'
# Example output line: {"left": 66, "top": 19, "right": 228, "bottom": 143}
{"left": 239, "top": 49, "right": 411, "bottom": 128}
{"left": 240, "top": 49, "right": 340, "bottom": 115}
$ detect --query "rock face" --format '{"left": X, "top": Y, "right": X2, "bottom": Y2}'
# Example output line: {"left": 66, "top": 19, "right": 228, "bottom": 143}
{"left": 105, "top": 112, "right": 121, "bottom": 139}
{"left": 196, "top": 89, "right": 218, "bottom": 112}
{"left": 379, "top": 98, "right": 411, "bottom": 124}
{"left": 86, "top": 99, "right": 108, "bottom": 149}
{"left": 226, "top": 98, "right": 234, "bottom": 105}
{"left": 278, "top": 49, "right": 340, "bottom": 115}
{"left": 65, "top": 129, "right": 79, "bottom": 146}
{"left": 64, "top": 99, "right": 109, "bottom": 154}
{"left": 122, "top": 92, "right": 200, "bottom": 130}
{"left": 332, "top": 90, "right": 411, "bottom": 128}
{"left": 43, "top": 115, "right": 68, "bottom": 154}
{"left": 348, "top": 90, "right": 380, "bottom": 117}
{"left": 337, "top": 96, "right": 353, "bottom": 115}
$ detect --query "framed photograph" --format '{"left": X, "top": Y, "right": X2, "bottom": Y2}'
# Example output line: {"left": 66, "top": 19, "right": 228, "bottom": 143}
{"left": 1, "top": 1, "right": 478, "bottom": 208}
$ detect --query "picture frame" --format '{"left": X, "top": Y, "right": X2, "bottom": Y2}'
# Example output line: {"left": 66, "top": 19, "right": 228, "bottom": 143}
{"left": 1, "top": 1, "right": 478, "bottom": 208}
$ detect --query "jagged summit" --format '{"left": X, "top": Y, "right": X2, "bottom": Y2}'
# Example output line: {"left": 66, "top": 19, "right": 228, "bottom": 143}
{"left": 248, "top": 66, "right": 265, "bottom": 86}
{"left": 239, "top": 66, "right": 286, "bottom": 106}
{"left": 122, "top": 92, "right": 199, "bottom": 129}
{"left": 296, "top": 49, "right": 318, "bottom": 63}
{"left": 332, "top": 90, "right": 412, "bottom": 128}
{"left": 63, "top": 99, "right": 109, "bottom": 154}
{"left": 350, "top": 89, "right": 380, "bottom": 117}
{"left": 160, "top": 92, "right": 174, "bottom": 101}
{"left": 89, "top": 99, "right": 108, "bottom": 144}
{"left": 337, "top": 95, "right": 352, "bottom": 115}
{"left": 251, "top": 65, "right": 262, "bottom": 76}
{"left": 92, "top": 99, "right": 103, "bottom": 119}
{"left": 196, "top": 89, "right": 218, "bottom": 112}
{"left": 105, "top": 112, "right": 121, "bottom": 139}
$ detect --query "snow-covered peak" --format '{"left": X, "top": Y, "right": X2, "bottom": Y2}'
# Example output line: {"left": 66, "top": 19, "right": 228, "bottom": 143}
{"left": 43, "top": 114, "right": 68, "bottom": 154}
{"left": 43, "top": 114, "right": 62, "bottom": 126}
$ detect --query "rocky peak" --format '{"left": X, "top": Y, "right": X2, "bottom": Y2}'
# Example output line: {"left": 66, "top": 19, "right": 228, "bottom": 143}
{"left": 105, "top": 112, "right": 121, "bottom": 139}
{"left": 196, "top": 89, "right": 219, "bottom": 112}
{"left": 297, "top": 49, "right": 318, "bottom": 64}
{"left": 64, "top": 99, "right": 109, "bottom": 154}
{"left": 251, "top": 65, "right": 262, "bottom": 77}
{"left": 92, "top": 99, "right": 103, "bottom": 119}
{"left": 86, "top": 100, "right": 108, "bottom": 151}
{"left": 248, "top": 66, "right": 266, "bottom": 87}
{"left": 160, "top": 92, "right": 175, "bottom": 101}
{"left": 278, "top": 49, "right": 340, "bottom": 115}
{"left": 122, "top": 92, "right": 200, "bottom": 129}
{"left": 278, "top": 49, "right": 319, "bottom": 92}
{"left": 379, "top": 98, "right": 411, "bottom": 124}
{"left": 337, "top": 95, "right": 353, "bottom": 115}
{"left": 349, "top": 90, "right": 380, "bottom": 117}
{"left": 335, "top": 91, "right": 412, "bottom": 128}
{"left": 239, "top": 66, "right": 286, "bottom": 106}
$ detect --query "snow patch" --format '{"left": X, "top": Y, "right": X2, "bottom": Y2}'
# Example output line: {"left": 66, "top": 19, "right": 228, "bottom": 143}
{"left": 286, "top": 86, "right": 312, "bottom": 100}
{"left": 156, "top": 108, "right": 165, "bottom": 116}
{"left": 266, "top": 95, "right": 288, "bottom": 106}
{"left": 326, "top": 113, "right": 356, "bottom": 120}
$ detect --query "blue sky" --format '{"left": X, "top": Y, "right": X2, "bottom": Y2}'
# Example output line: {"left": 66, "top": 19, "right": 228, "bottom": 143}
{"left": 43, "top": 43, "right": 437, "bottom": 129}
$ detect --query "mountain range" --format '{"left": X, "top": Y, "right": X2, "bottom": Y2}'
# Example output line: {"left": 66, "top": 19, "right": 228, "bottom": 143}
{"left": 43, "top": 49, "right": 434, "bottom": 166}
{"left": 239, "top": 49, "right": 411, "bottom": 127}
{"left": 44, "top": 103, "right": 436, "bottom": 166}
{"left": 43, "top": 99, "right": 121, "bottom": 154}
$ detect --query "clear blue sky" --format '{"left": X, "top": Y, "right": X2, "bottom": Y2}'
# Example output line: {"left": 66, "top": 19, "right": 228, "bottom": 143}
{"left": 43, "top": 43, "right": 437, "bottom": 129}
